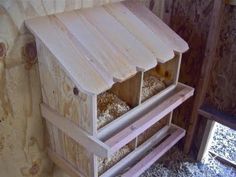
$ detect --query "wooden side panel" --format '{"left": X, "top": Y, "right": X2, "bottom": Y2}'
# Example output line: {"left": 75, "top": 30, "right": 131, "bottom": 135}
{"left": 37, "top": 40, "right": 96, "bottom": 134}
{"left": 37, "top": 41, "right": 96, "bottom": 176}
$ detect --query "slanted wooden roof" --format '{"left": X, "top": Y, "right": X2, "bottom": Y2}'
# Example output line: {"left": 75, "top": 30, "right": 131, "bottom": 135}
{"left": 25, "top": 2, "right": 188, "bottom": 95}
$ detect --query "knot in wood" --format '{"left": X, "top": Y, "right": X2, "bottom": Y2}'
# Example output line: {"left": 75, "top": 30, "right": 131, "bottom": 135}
{"left": 0, "top": 42, "right": 6, "bottom": 59}
{"left": 73, "top": 87, "right": 79, "bottom": 96}
{"left": 23, "top": 41, "right": 37, "bottom": 69}
{"left": 29, "top": 162, "right": 40, "bottom": 175}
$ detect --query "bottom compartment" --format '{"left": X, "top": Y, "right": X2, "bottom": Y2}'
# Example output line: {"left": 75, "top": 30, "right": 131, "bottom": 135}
{"left": 98, "top": 140, "right": 135, "bottom": 175}
{"left": 47, "top": 124, "right": 185, "bottom": 177}
{"left": 100, "top": 124, "right": 185, "bottom": 177}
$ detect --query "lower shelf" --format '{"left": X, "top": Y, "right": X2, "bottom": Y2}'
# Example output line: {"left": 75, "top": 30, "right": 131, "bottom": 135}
{"left": 101, "top": 124, "right": 185, "bottom": 177}
{"left": 48, "top": 124, "right": 185, "bottom": 177}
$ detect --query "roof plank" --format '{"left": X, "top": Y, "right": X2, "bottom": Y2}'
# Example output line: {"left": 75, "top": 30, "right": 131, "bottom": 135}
{"left": 122, "top": 1, "right": 189, "bottom": 53}
{"left": 25, "top": 16, "right": 112, "bottom": 95}
{"left": 80, "top": 6, "right": 157, "bottom": 71}
{"left": 55, "top": 11, "right": 137, "bottom": 82}
{"left": 104, "top": 2, "right": 175, "bottom": 63}
{"left": 25, "top": 2, "right": 188, "bottom": 94}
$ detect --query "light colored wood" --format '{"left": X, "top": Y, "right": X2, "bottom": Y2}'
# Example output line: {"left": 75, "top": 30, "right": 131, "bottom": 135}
{"left": 41, "top": 104, "right": 110, "bottom": 158}
{"left": 48, "top": 149, "right": 85, "bottom": 177}
{"left": 197, "top": 120, "right": 216, "bottom": 161}
{"left": 143, "top": 53, "right": 181, "bottom": 96}
{"left": 122, "top": 126, "right": 186, "bottom": 177}
{"left": 98, "top": 84, "right": 180, "bottom": 140}
{"left": 25, "top": 2, "right": 189, "bottom": 95}
{"left": 36, "top": 39, "right": 97, "bottom": 176}
{"left": 55, "top": 11, "right": 136, "bottom": 83}
{"left": 0, "top": 1, "right": 163, "bottom": 177}
{"left": 101, "top": 125, "right": 170, "bottom": 177}
{"left": 105, "top": 83, "right": 194, "bottom": 152}
{"left": 184, "top": 0, "right": 225, "bottom": 153}
{"left": 122, "top": 1, "right": 189, "bottom": 53}
{"left": 25, "top": 16, "right": 112, "bottom": 95}
{"left": 104, "top": 2, "right": 175, "bottom": 63}
{"left": 36, "top": 40, "right": 96, "bottom": 134}
{"left": 110, "top": 72, "right": 143, "bottom": 107}
{"left": 80, "top": 6, "right": 157, "bottom": 72}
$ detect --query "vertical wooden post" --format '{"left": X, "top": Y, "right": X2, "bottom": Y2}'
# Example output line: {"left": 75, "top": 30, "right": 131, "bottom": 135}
{"left": 184, "top": 0, "right": 225, "bottom": 153}
{"left": 197, "top": 120, "right": 216, "bottom": 161}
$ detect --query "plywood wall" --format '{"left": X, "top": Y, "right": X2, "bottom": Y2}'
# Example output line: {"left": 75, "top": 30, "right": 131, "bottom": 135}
{"left": 205, "top": 5, "right": 236, "bottom": 116}
{"left": 167, "top": 0, "right": 214, "bottom": 129}
{"left": 165, "top": 0, "right": 236, "bottom": 153}
{"left": 0, "top": 0, "right": 164, "bottom": 177}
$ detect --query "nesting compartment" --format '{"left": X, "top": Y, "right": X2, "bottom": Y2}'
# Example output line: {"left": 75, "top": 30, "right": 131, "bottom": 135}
{"left": 26, "top": 1, "right": 194, "bottom": 177}
{"left": 97, "top": 73, "right": 142, "bottom": 130}
{"left": 142, "top": 55, "right": 181, "bottom": 102}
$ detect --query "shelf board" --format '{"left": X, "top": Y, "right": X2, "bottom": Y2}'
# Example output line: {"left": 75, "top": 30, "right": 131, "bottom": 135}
{"left": 199, "top": 104, "right": 236, "bottom": 130}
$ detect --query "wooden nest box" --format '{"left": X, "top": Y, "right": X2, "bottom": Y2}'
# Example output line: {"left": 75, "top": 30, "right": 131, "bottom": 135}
{"left": 25, "top": 1, "right": 194, "bottom": 177}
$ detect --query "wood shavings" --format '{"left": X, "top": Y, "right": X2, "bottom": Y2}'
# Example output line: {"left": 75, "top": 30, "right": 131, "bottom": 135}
{"left": 141, "top": 74, "right": 166, "bottom": 101}
{"left": 141, "top": 147, "right": 236, "bottom": 177}
{"left": 210, "top": 123, "right": 236, "bottom": 163}
{"left": 97, "top": 92, "right": 130, "bottom": 129}
{"left": 98, "top": 145, "right": 132, "bottom": 175}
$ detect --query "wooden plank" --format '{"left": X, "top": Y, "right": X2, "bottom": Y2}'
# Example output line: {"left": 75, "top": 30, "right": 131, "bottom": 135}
{"left": 199, "top": 105, "right": 236, "bottom": 130}
{"left": 48, "top": 149, "right": 85, "bottom": 177}
{"left": 110, "top": 72, "right": 143, "bottom": 107}
{"left": 104, "top": 3, "right": 175, "bottom": 63}
{"left": 121, "top": 126, "right": 186, "bottom": 177}
{"left": 25, "top": 16, "right": 112, "bottom": 95}
{"left": 184, "top": 0, "right": 225, "bottom": 153}
{"left": 101, "top": 125, "right": 170, "bottom": 177}
{"left": 55, "top": 11, "right": 137, "bottom": 82}
{"left": 122, "top": 1, "right": 189, "bottom": 53}
{"left": 197, "top": 120, "right": 216, "bottom": 161}
{"left": 37, "top": 40, "right": 97, "bottom": 134}
{"left": 98, "top": 84, "right": 176, "bottom": 140}
{"left": 105, "top": 84, "right": 194, "bottom": 152}
{"left": 41, "top": 104, "right": 110, "bottom": 158}
{"left": 144, "top": 53, "right": 181, "bottom": 91}
{"left": 80, "top": 6, "right": 157, "bottom": 72}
